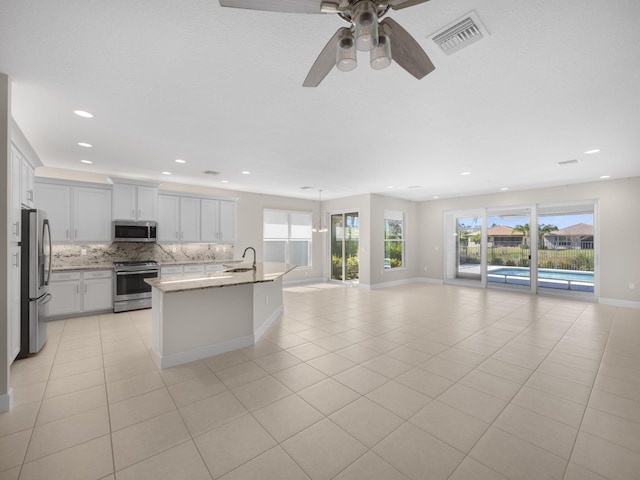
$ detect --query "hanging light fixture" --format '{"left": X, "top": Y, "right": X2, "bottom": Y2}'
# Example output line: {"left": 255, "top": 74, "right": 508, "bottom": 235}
{"left": 312, "top": 189, "right": 328, "bottom": 233}
{"left": 353, "top": 0, "right": 379, "bottom": 51}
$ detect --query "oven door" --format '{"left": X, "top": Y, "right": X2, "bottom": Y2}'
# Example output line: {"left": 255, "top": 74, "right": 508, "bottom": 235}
{"left": 114, "top": 269, "right": 158, "bottom": 301}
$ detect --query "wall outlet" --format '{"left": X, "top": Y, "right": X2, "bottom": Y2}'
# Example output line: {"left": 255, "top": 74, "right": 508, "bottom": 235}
{"left": 630, "top": 283, "right": 636, "bottom": 290}
{"left": 81, "top": 248, "right": 87, "bottom": 256}
{"left": 424, "top": 266, "right": 428, "bottom": 271}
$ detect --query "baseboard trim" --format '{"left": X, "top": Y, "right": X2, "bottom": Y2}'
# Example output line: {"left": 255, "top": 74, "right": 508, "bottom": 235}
{"left": 283, "top": 277, "right": 326, "bottom": 287}
{"left": 599, "top": 297, "right": 640, "bottom": 309}
{"left": 156, "top": 335, "right": 254, "bottom": 369}
{"left": 254, "top": 305, "right": 284, "bottom": 341}
{"left": 0, "top": 388, "right": 13, "bottom": 413}
{"left": 416, "top": 277, "right": 445, "bottom": 285}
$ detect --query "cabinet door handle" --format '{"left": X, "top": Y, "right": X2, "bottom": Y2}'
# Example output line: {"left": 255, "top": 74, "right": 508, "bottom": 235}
{"left": 66, "top": 229, "right": 69, "bottom": 239}
{"left": 175, "top": 231, "right": 178, "bottom": 239}
{"left": 75, "top": 229, "right": 77, "bottom": 239}
{"left": 131, "top": 209, "right": 135, "bottom": 218}
{"left": 138, "top": 209, "right": 141, "bottom": 218}
{"left": 76, "top": 285, "right": 79, "bottom": 294}
{"left": 12, "top": 253, "right": 19, "bottom": 267}
{"left": 28, "top": 190, "right": 34, "bottom": 201}
{"left": 13, "top": 221, "right": 19, "bottom": 235}
{"left": 85, "top": 284, "right": 87, "bottom": 293}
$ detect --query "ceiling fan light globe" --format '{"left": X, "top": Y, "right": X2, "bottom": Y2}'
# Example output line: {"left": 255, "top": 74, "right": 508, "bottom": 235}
{"left": 354, "top": 1, "right": 379, "bottom": 51}
{"left": 337, "top": 58, "right": 357, "bottom": 72}
{"left": 370, "top": 33, "right": 392, "bottom": 69}
{"left": 336, "top": 34, "right": 357, "bottom": 71}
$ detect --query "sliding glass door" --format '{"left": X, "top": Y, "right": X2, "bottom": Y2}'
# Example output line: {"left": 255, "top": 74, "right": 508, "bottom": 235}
{"left": 486, "top": 207, "right": 532, "bottom": 291}
{"left": 446, "top": 202, "right": 596, "bottom": 298}
{"left": 330, "top": 212, "right": 359, "bottom": 283}
{"left": 537, "top": 205, "right": 595, "bottom": 294}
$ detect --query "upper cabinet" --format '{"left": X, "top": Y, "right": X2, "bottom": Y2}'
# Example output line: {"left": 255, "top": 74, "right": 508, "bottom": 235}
{"left": 10, "top": 144, "right": 22, "bottom": 242}
{"left": 35, "top": 179, "right": 112, "bottom": 242}
{"left": 112, "top": 180, "right": 158, "bottom": 221}
{"left": 158, "top": 193, "right": 236, "bottom": 243}
{"left": 201, "top": 199, "right": 236, "bottom": 243}
{"left": 20, "top": 154, "right": 35, "bottom": 208}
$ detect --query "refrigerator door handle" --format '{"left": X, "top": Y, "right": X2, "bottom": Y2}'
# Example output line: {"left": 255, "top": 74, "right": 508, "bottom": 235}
{"left": 38, "top": 293, "right": 52, "bottom": 306}
{"left": 43, "top": 219, "right": 52, "bottom": 286}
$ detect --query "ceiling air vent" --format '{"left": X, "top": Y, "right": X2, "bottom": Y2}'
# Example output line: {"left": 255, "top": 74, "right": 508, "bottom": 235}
{"left": 431, "top": 11, "right": 488, "bottom": 55}
{"left": 558, "top": 159, "right": 581, "bottom": 166}
{"left": 203, "top": 170, "right": 220, "bottom": 176}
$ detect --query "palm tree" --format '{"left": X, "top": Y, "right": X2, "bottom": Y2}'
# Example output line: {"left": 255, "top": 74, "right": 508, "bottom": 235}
{"left": 513, "top": 224, "right": 530, "bottom": 245}
{"left": 538, "top": 223, "right": 558, "bottom": 249}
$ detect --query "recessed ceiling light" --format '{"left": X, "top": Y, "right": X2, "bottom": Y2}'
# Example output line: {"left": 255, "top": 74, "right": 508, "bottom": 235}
{"left": 461, "top": 172, "right": 471, "bottom": 176}
{"left": 221, "top": 180, "right": 229, "bottom": 183}
{"left": 175, "top": 159, "right": 186, "bottom": 164}
{"left": 500, "top": 187, "right": 509, "bottom": 191}
{"left": 433, "top": 196, "right": 440, "bottom": 199}
{"left": 77, "top": 142, "right": 92, "bottom": 148}
{"left": 600, "top": 175, "right": 611, "bottom": 179}
{"left": 241, "top": 170, "right": 251, "bottom": 175}
{"left": 80, "top": 159, "right": 93, "bottom": 164}
{"left": 161, "top": 171, "right": 171, "bottom": 175}
{"left": 408, "top": 185, "right": 422, "bottom": 189}
{"left": 300, "top": 186, "right": 313, "bottom": 190}
{"left": 74, "top": 110, "right": 93, "bottom": 118}
{"left": 584, "top": 149, "right": 601, "bottom": 154}
{"left": 386, "top": 186, "right": 394, "bottom": 189}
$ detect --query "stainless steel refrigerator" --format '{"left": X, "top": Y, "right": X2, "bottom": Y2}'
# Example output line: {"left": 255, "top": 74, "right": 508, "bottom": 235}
{"left": 19, "top": 209, "right": 52, "bottom": 358}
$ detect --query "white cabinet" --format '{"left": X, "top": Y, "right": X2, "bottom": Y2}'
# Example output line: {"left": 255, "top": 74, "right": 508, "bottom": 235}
{"left": 10, "top": 145, "right": 22, "bottom": 242}
{"left": 9, "top": 247, "right": 21, "bottom": 363}
{"left": 157, "top": 195, "right": 180, "bottom": 242}
{"left": 74, "top": 187, "right": 112, "bottom": 241}
{"left": 48, "top": 270, "right": 113, "bottom": 317}
{"left": 159, "top": 193, "right": 236, "bottom": 244}
{"left": 113, "top": 183, "right": 158, "bottom": 221}
{"left": 82, "top": 271, "right": 113, "bottom": 311}
{"left": 160, "top": 265, "right": 183, "bottom": 276}
{"left": 180, "top": 197, "right": 200, "bottom": 242}
{"left": 35, "top": 183, "right": 72, "bottom": 241}
{"left": 48, "top": 272, "right": 82, "bottom": 317}
{"left": 35, "top": 180, "right": 112, "bottom": 242}
{"left": 20, "top": 154, "right": 35, "bottom": 208}
{"left": 183, "top": 264, "right": 205, "bottom": 274}
{"left": 201, "top": 199, "right": 236, "bottom": 242}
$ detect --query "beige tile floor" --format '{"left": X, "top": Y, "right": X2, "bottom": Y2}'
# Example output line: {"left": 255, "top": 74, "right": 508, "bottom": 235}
{"left": 2, "top": 282, "right": 640, "bottom": 480}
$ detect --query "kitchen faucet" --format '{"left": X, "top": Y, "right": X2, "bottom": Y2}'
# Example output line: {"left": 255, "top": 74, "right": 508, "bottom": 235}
{"left": 242, "top": 247, "right": 256, "bottom": 270}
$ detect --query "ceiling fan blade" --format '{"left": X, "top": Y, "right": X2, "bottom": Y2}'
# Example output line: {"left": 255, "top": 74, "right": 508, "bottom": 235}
{"left": 381, "top": 17, "right": 435, "bottom": 79}
{"left": 387, "top": 0, "right": 430, "bottom": 10}
{"left": 219, "top": 0, "right": 323, "bottom": 14}
{"left": 303, "top": 27, "right": 349, "bottom": 87}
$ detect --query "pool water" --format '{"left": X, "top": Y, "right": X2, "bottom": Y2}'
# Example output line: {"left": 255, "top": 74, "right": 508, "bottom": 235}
{"left": 489, "top": 267, "right": 594, "bottom": 282}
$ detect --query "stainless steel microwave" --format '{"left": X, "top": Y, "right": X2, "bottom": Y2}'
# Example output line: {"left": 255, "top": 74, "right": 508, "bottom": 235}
{"left": 112, "top": 220, "right": 157, "bottom": 242}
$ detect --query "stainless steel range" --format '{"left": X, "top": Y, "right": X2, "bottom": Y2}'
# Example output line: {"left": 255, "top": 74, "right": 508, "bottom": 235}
{"left": 113, "top": 260, "right": 159, "bottom": 312}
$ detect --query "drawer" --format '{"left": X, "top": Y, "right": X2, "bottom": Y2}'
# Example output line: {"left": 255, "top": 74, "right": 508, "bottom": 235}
{"left": 84, "top": 270, "right": 113, "bottom": 279}
{"left": 50, "top": 271, "right": 81, "bottom": 282}
{"left": 183, "top": 264, "right": 205, "bottom": 273}
{"left": 205, "top": 264, "right": 225, "bottom": 272}
{"left": 161, "top": 265, "right": 183, "bottom": 276}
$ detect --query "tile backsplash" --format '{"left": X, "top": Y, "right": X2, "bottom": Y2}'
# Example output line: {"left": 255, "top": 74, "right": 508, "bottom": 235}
{"left": 51, "top": 242, "right": 234, "bottom": 268}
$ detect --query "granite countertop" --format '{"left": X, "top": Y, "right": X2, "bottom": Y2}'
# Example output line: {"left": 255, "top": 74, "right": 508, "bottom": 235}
{"left": 145, "top": 262, "right": 296, "bottom": 293}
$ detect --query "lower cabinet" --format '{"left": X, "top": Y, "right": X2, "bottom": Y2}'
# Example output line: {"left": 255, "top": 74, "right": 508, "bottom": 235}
{"left": 48, "top": 270, "right": 113, "bottom": 317}
{"left": 9, "top": 247, "right": 21, "bottom": 363}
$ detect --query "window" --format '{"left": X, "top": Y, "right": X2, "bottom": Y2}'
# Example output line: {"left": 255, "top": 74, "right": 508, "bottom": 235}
{"left": 263, "top": 210, "right": 312, "bottom": 268}
{"left": 384, "top": 210, "right": 405, "bottom": 269}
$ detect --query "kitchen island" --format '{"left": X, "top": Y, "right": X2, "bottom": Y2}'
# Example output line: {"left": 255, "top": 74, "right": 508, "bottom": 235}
{"left": 146, "top": 262, "right": 295, "bottom": 369}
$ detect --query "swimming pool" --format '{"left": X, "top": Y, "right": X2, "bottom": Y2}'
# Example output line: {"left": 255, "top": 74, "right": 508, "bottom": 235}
{"left": 489, "top": 267, "right": 594, "bottom": 282}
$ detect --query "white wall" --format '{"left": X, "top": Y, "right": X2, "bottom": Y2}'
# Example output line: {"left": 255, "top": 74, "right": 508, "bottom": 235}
{"left": 1, "top": 74, "right": 11, "bottom": 412}
{"left": 417, "top": 178, "right": 640, "bottom": 305}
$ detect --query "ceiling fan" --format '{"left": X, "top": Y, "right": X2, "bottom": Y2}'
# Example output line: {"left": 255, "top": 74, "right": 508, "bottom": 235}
{"left": 218, "top": 0, "right": 436, "bottom": 87}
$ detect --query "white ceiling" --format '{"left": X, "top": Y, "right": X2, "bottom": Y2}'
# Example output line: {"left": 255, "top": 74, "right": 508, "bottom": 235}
{"left": 1, "top": 0, "right": 639, "bottom": 201}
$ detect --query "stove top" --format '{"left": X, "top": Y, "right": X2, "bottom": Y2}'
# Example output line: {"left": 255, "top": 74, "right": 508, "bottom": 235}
{"left": 113, "top": 260, "right": 159, "bottom": 268}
